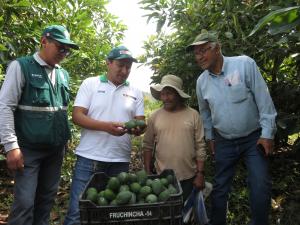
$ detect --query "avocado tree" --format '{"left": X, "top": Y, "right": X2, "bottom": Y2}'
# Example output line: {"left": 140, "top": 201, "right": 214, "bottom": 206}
{"left": 139, "top": 0, "right": 300, "bottom": 147}
{"left": 0, "top": 0, "right": 127, "bottom": 90}
{"left": 249, "top": 5, "right": 300, "bottom": 149}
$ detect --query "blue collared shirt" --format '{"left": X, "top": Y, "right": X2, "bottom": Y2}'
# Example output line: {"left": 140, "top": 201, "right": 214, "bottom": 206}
{"left": 196, "top": 55, "right": 277, "bottom": 140}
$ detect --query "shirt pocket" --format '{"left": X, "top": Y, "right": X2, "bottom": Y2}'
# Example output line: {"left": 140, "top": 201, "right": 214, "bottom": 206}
{"left": 228, "top": 84, "right": 248, "bottom": 103}
{"left": 29, "top": 80, "right": 51, "bottom": 106}
{"left": 59, "top": 82, "right": 70, "bottom": 106}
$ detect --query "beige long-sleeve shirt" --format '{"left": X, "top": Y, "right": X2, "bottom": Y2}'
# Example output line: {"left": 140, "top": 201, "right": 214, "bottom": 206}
{"left": 143, "top": 106, "right": 207, "bottom": 180}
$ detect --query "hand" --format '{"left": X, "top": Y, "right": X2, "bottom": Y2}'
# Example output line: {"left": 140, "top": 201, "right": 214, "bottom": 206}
{"left": 106, "top": 122, "right": 126, "bottom": 136}
{"left": 193, "top": 172, "right": 205, "bottom": 190}
{"left": 126, "top": 125, "right": 147, "bottom": 136}
{"left": 6, "top": 148, "right": 24, "bottom": 173}
{"left": 257, "top": 138, "right": 274, "bottom": 156}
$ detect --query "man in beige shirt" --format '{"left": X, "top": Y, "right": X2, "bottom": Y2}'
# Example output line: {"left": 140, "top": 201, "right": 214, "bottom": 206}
{"left": 143, "top": 74, "right": 207, "bottom": 201}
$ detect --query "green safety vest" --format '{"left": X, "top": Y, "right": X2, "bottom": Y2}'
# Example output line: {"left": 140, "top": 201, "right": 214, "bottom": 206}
{"left": 14, "top": 55, "right": 71, "bottom": 148}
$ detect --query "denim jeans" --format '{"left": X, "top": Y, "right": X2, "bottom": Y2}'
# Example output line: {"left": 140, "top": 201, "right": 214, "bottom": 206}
{"left": 8, "top": 146, "right": 64, "bottom": 225}
{"left": 63, "top": 155, "right": 129, "bottom": 225}
{"left": 210, "top": 130, "right": 271, "bottom": 225}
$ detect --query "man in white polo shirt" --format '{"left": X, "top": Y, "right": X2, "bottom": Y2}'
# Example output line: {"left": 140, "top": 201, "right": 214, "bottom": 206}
{"left": 64, "top": 46, "right": 145, "bottom": 225}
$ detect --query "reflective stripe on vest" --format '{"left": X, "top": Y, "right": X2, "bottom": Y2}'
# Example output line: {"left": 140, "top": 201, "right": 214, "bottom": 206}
{"left": 18, "top": 105, "right": 67, "bottom": 112}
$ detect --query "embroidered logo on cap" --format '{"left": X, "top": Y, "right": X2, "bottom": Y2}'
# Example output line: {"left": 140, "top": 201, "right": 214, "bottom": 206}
{"left": 119, "top": 50, "right": 131, "bottom": 55}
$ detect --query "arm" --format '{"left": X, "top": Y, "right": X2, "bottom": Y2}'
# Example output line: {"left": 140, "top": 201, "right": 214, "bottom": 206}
{"left": 0, "top": 60, "right": 25, "bottom": 171}
{"left": 193, "top": 159, "right": 205, "bottom": 190}
{"left": 193, "top": 112, "right": 207, "bottom": 189}
{"left": 143, "top": 148, "right": 153, "bottom": 174}
{"left": 72, "top": 106, "right": 126, "bottom": 136}
{"left": 196, "top": 77, "right": 214, "bottom": 140}
{"left": 142, "top": 115, "right": 156, "bottom": 173}
{"left": 247, "top": 58, "right": 277, "bottom": 154}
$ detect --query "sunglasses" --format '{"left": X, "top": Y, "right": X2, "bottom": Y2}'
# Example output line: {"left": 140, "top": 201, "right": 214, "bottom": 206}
{"left": 47, "top": 38, "right": 71, "bottom": 56}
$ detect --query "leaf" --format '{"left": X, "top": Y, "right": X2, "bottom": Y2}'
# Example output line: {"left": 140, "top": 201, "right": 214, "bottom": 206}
{"left": 156, "top": 17, "right": 166, "bottom": 33}
{"left": 12, "top": 0, "right": 31, "bottom": 7}
{"left": 249, "top": 6, "right": 300, "bottom": 36}
{"left": 0, "top": 44, "right": 7, "bottom": 51}
{"left": 269, "top": 18, "right": 300, "bottom": 35}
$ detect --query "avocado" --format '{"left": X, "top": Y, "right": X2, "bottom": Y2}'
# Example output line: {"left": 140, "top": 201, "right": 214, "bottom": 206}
{"left": 97, "top": 196, "right": 109, "bottom": 206}
{"left": 151, "top": 178, "right": 164, "bottom": 195}
{"left": 117, "top": 172, "right": 129, "bottom": 184}
{"left": 168, "top": 184, "right": 177, "bottom": 194}
{"left": 130, "top": 182, "right": 141, "bottom": 193}
{"left": 86, "top": 187, "right": 97, "bottom": 196}
{"left": 124, "top": 120, "right": 136, "bottom": 129}
{"left": 145, "top": 194, "right": 158, "bottom": 203}
{"left": 119, "top": 184, "right": 130, "bottom": 192}
{"left": 135, "top": 120, "right": 146, "bottom": 129}
{"left": 86, "top": 192, "right": 98, "bottom": 203}
{"left": 103, "top": 188, "right": 116, "bottom": 201}
{"left": 139, "top": 185, "right": 152, "bottom": 198}
{"left": 158, "top": 189, "right": 170, "bottom": 202}
{"left": 116, "top": 191, "right": 133, "bottom": 205}
{"left": 160, "top": 178, "right": 169, "bottom": 187}
{"left": 107, "top": 177, "right": 120, "bottom": 191}
{"left": 136, "top": 169, "right": 147, "bottom": 185}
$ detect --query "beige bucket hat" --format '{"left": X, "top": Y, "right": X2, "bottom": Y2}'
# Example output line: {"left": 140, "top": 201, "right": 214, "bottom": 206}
{"left": 150, "top": 74, "right": 190, "bottom": 100}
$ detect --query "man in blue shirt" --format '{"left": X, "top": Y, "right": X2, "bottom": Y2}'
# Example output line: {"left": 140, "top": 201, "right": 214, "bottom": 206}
{"left": 187, "top": 30, "right": 277, "bottom": 225}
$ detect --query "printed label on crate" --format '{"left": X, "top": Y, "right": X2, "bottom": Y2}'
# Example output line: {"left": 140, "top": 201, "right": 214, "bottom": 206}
{"left": 109, "top": 209, "right": 153, "bottom": 219}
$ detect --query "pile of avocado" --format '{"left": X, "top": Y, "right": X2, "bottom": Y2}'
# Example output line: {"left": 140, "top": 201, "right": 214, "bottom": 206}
{"left": 85, "top": 169, "right": 178, "bottom": 206}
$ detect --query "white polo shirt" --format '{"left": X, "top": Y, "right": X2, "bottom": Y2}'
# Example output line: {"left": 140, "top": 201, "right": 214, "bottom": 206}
{"left": 74, "top": 75, "right": 144, "bottom": 162}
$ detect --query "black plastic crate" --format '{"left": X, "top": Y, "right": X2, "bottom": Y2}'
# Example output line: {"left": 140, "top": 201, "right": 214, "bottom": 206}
{"left": 79, "top": 169, "right": 183, "bottom": 225}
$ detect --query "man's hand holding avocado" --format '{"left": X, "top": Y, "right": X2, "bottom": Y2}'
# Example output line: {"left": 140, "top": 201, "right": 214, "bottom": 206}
{"left": 123, "top": 118, "right": 146, "bottom": 136}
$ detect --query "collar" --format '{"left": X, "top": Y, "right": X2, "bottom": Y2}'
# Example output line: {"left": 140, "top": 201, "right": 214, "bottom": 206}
{"left": 34, "top": 52, "right": 60, "bottom": 69}
{"left": 208, "top": 55, "right": 225, "bottom": 77}
{"left": 99, "top": 74, "right": 129, "bottom": 86}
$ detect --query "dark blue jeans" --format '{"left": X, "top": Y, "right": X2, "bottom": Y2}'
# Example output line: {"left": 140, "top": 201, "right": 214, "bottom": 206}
{"left": 210, "top": 130, "right": 271, "bottom": 225}
{"left": 8, "top": 146, "right": 64, "bottom": 225}
{"left": 63, "top": 155, "right": 129, "bottom": 225}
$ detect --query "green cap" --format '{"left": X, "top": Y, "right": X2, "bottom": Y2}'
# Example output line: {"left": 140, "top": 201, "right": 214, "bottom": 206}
{"left": 42, "top": 25, "right": 79, "bottom": 49}
{"left": 107, "top": 46, "right": 137, "bottom": 62}
{"left": 186, "top": 29, "right": 218, "bottom": 52}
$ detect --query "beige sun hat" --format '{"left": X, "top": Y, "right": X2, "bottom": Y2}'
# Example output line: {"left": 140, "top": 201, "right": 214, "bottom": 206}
{"left": 150, "top": 74, "right": 190, "bottom": 100}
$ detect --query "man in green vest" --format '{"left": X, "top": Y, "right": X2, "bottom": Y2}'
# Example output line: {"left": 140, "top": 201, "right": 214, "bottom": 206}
{"left": 0, "top": 25, "right": 78, "bottom": 225}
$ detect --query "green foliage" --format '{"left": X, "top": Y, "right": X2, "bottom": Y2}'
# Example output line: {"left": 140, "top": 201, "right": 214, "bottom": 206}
{"left": 0, "top": 0, "right": 127, "bottom": 88}
{"left": 144, "top": 94, "right": 162, "bottom": 119}
{"left": 140, "top": 0, "right": 300, "bottom": 147}
{"left": 249, "top": 6, "right": 300, "bottom": 36}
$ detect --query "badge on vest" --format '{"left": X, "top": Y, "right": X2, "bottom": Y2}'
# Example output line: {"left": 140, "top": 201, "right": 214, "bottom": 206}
{"left": 31, "top": 73, "right": 43, "bottom": 79}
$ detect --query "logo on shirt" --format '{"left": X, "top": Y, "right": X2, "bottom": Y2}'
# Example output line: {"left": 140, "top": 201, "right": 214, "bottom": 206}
{"left": 98, "top": 90, "right": 106, "bottom": 93}
{"left": 123, "top": 93, "right": 136, "bottom": 100}
{"left": 31, "top": 73, "right": 43, "bottom": 79}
